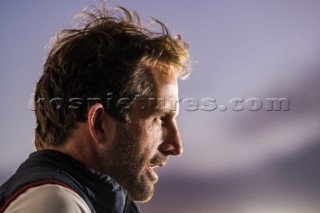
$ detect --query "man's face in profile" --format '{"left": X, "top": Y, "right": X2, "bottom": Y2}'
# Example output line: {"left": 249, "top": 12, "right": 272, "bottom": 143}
{"left": 102, "top": 67, "right": 182, "bottom": 202}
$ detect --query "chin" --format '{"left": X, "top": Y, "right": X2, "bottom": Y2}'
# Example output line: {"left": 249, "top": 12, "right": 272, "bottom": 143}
{"left": 129, "top": 177, "right": 155, "bottom": 202}
{"left": 131, "top": 188, "right": 154, "bottom": 203}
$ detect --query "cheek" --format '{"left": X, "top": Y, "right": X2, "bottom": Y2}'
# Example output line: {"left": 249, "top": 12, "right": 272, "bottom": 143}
{"left": 136, "top": 120, "right": 163, "bottom": 154}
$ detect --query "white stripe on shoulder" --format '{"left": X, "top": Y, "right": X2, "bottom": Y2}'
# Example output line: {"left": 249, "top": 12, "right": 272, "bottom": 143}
{"left": 5, "top": 184, "right": 91, "bottom": 213}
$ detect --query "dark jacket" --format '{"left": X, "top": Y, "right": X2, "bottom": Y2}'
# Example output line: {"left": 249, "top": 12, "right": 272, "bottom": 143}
{"left": 0, "top": 150, "right": 140, "bottom": 213}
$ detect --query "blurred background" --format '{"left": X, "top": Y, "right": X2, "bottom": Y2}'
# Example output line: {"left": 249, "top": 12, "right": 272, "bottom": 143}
{"left": 1, "top": 0, "right": 320, "bottom": 212}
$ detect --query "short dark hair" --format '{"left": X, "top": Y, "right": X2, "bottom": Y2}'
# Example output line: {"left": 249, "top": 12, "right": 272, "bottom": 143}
{"left": 34, "top": 3, "right": 190, "bottom": 150}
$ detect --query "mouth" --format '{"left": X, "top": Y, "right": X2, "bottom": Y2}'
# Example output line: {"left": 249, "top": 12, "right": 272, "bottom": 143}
{"left": 146, "top": 163, "right": 166, "bottom": 183}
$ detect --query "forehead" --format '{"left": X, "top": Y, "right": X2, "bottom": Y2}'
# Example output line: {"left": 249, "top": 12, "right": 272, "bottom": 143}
{"left": 151, "top": 66, "right": 178, "bottom": 100}
{"left": 150, "top": 66, "right": 179, "bottom": 113}
{"left": 129, "top": 66, "right": 179, "bottom": 117}
{"left": 150, "top": 66, "right": 178, "bottom": 95}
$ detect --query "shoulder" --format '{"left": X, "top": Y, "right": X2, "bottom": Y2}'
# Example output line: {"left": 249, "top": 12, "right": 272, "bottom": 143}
{"left": 4, "top": 184, "right": 91, "bottom": 213}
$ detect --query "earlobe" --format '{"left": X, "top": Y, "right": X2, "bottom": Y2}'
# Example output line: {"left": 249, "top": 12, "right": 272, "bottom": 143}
{"left": 88, "top": 103, "right": 105, "bottom": 144}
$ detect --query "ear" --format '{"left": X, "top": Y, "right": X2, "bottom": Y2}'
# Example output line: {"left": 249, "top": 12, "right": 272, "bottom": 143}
{"left": 87, "top": 103, "right": 107, "bottom": 144}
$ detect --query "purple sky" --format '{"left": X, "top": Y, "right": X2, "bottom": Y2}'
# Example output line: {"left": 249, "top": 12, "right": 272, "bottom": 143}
{"left": 1, "top": 1, "right": 320, "bottom": 211}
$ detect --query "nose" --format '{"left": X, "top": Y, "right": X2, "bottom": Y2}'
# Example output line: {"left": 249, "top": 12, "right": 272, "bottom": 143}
{"left": 159, "top": 121, "right": 183, "bottom": 156}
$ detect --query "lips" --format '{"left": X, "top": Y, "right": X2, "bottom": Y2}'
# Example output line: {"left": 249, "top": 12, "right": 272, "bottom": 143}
{"left": 146, "top": 162, "right": 166, "bottom": 182}
{"left": 149, "top": 162, "right": 165, "bottom": 169}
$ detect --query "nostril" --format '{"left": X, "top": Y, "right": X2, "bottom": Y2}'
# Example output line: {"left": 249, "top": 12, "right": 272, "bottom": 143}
{"left": 158, "top": 140, "right": 183, "bottom": 156}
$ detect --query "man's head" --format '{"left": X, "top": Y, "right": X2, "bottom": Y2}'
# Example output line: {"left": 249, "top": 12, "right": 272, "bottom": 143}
{"left": 34, "top": 4, "right": 190, "bottom": 202}
{"left": 97, "top": 66, "right": 183, "bottom": 201}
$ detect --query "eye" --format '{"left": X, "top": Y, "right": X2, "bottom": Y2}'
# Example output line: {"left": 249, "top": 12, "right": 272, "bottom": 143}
{"left": 160, "top": 116, "right": 166, "bottom": 125}
{"left": 154, "top": 116, "right": 166, "bottom": 125}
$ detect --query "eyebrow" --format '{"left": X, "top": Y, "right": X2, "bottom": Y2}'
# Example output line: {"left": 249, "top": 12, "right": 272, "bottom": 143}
{"left": 153, "top": 109, "right": 179, "bottom": 117}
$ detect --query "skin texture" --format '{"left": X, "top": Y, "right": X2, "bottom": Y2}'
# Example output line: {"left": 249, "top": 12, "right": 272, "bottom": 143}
{"left": 52, "top": 66, "right": 182, "bottom": 202}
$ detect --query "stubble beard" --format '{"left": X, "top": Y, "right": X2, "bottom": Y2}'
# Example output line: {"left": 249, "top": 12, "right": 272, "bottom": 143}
{"left": 102, "top": 123, "right": 155, "bottom": 202}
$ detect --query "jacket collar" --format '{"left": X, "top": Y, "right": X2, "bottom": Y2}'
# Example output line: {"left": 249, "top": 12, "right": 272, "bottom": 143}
{"left": 23, "top": 150, "right": 139, "bottom": 213}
